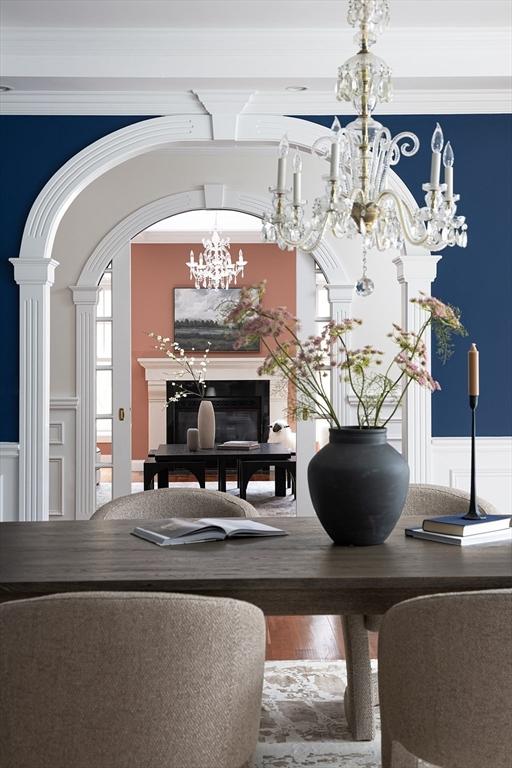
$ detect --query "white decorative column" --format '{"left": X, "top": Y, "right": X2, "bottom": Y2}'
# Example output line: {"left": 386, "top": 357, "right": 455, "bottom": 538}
{"left": 327, "top": 284, "right": 355, "bottom": 426}
{"left": 393, "top": 252, "right": 441, "bottom": 483}
{"left": 71, "top": 285, "right": 99, "bottom": 519}
{"left": 10, "top": 257, "right": 58, "bottom": 521}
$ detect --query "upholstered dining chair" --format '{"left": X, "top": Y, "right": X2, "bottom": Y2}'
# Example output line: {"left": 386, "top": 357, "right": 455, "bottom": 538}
{"left": 342, "top": 483, "right": 497, "bottom": 741}
{"left": 92, "top": 487, "right": 255, "bottom": 520}
{"left": 0, "top": 591, "right": 266, "bottom": 768}
{"left": 378, "top": 589, "right": 512, "bottom": 768}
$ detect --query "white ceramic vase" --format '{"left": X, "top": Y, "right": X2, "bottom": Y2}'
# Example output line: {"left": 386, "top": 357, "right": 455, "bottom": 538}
{"left": 197, "top": 399, "right": 216, "bottom": 449}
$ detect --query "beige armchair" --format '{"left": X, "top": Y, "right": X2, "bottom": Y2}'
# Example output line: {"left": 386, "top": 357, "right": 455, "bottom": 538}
{"left": 0, "top": 591, "right": 265, "bottom": 768}
{"left": 378, "top": 589, "right": 512, "bottom": 768}
{"left": 92, "top": 487, "right": 255, "bottom": 520}
{"left": 342, "top": 483, "right": 497, "bottom": 741}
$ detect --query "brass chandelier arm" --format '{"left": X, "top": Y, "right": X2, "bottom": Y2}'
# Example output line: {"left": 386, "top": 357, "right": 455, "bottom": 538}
{"left": 376, "top": 190, "right": 430, "bottom": 248}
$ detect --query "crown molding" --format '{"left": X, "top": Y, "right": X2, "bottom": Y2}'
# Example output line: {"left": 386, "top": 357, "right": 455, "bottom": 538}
{"left": 1, "top": 87, "right": 510, "bottom": 116}
{"left": 1, "top": 26, "right": 510, "bottom": 81}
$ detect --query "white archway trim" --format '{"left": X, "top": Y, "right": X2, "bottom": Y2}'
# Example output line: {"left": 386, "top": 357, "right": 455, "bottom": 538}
{"left": 72, "top": 185, "right": 350, "bottom": 518}
{"left": 77, "top": 187, "right": 350, "bottom": 290}
{"left": 19, "top": 114, "right": 419, "bottom": 262}
{"left": 13, "top": 113, "right": 436, "bottom": 520}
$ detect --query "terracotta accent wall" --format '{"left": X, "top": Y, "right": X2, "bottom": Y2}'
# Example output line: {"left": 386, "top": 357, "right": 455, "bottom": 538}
{"left": 131, "top": 243, "right": 296, "bottom": 459}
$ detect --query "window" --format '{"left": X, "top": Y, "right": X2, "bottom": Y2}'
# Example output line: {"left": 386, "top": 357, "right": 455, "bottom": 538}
{"left": 96, "top": 266, "right": 113, "bottom": 503}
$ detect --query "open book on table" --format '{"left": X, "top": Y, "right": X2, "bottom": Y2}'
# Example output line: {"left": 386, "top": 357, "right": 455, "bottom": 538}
{"left": 131, "top": 517, "right": 287, "bottom": 546}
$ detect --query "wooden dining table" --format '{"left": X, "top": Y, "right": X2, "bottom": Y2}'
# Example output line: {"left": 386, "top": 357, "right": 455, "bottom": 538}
{"left": 1, "top": 515, "right": 510, "bottom": 740}
{"left": 1, "top": 516, "right": 510, "bottom": 610}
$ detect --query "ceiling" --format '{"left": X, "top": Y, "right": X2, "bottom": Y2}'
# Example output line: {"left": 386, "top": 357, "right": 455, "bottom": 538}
{"left": 2, "top": 1, "right": 510, "bottom": 29}
{"left": 1, "top": 0, "right": 511, "bottom": 114}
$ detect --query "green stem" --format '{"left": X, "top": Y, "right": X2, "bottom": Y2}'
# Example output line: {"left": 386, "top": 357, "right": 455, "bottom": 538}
{"left": 376, "top": 318, "right": 432, "bottom": 427}
{"left": 261, "top": 339, "right": 339, "bottom": 425}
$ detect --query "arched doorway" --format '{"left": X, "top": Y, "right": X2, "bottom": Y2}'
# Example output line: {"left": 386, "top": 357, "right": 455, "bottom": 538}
{"left": 11, "top": 115, "right": 438, "bottom": 520}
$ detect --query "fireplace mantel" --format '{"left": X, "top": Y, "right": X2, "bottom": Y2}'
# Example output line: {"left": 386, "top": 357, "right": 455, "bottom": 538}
{"left": 138, "top": 357, "right": 288, "bottom": 450}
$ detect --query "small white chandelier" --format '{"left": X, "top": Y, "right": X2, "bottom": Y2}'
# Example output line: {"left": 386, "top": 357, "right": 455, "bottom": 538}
{"left": 186, "top": 229, "right": 247, "bottom": 290}
{"left": 263, "top": 0, "right": 468, "bottom": 296}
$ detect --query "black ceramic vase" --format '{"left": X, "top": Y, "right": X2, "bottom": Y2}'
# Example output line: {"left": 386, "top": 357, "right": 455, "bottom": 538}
{"left": 308, "top": 427, "right": 409, "bottom": 546}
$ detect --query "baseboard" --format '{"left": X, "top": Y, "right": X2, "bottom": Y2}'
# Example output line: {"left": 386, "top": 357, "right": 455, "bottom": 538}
{"left": 0, "top": 442, "right": 20, "bottom": 521}
{"left": 431, "top": 436, "right": 512, "bottom": 514}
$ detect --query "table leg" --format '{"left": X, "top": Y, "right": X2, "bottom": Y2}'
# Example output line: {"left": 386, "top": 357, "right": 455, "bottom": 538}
{"left": 275, "top": 465, "right": 287, "bottom": 497}
{"left": 217, "top": 458, "right": 227, "bottom": 492}
{"left": 157, "top": 467, "right": 169, "bottom": 489}
{"left": 143, "top": 467, "right": 154, "bottom": 491}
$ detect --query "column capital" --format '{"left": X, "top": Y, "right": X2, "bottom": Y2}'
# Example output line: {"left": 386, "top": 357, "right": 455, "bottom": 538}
{"left": 70, "top": 285, "right": 100, "bottom": 306}
{"left": 393, "top": 253, "right": 441, "bottom": 285}
{"left": 326, "top": 283, "right": 355, "bottom": 304}
{"left": 10, "top": 258, "right": 59, "bottom": 286}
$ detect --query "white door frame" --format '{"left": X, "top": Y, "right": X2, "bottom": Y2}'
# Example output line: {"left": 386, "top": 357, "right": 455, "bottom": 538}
{"left": 10, "top": 114, "right": 440, "bottom": 520}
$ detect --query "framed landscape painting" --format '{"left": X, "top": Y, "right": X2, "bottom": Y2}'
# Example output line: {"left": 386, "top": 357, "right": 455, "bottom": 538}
{"left": 173, "top": 288, "right": 259, "bottom": 352}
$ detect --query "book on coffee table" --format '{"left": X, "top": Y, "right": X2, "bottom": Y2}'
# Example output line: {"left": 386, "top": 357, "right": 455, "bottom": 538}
{"left": 217, "top": 441, "right": 260, "bottom": 450}
{"left": 405, "top": 526, "right": 512, "bottom": 546}
{"left": 132, "top": 517, "right": 287, "bottom": 546}
{"left": 422, "top": 514, "right": 511, "bottom": 536}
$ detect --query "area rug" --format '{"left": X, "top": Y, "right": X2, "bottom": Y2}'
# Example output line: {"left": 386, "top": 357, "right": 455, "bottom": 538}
{"left": 96, "top": 480, "right": 296, "bottom": 515}
{"left": 252, "top": 661, "right": 436, "bottom": 768}
{"left": 251, "top": 660, "right": 381, "bottom": 768}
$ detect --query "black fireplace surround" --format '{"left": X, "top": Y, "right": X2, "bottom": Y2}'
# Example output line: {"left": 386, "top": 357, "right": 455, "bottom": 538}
{"left": 166, "top": 380, "right": 270, "bottom": 445}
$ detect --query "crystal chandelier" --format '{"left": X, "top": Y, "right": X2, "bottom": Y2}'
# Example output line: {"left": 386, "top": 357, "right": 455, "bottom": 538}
{"left": 186, "top": 229, "right": 247, "bottom": 290}
{"left": 262, "top": 0, "right": 468, "bottom": 296}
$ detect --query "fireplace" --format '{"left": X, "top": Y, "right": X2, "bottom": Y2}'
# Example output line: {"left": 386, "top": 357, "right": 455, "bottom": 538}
{"left": 166, "top": 380, "right": 270, "bottom": 444}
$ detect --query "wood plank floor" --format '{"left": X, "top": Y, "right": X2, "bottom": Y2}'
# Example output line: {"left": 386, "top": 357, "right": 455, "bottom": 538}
{"left": 266, "top": 616, "right": 378, "bottom": 661}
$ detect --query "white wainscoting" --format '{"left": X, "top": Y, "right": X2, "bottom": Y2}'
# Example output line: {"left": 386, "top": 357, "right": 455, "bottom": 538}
{"left": 0, "top": 442, "right": 19, "bottom": 521}
{"left": 431, "top": 437, "right": 512, "bottom": 514}
{"left": 49, "top": 397, "right": 78, "bottom": 520}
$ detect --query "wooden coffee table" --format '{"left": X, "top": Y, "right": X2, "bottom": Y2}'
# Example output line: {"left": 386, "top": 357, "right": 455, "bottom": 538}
{"left": 151, "top": 443, "right": 293, "bottom": 493}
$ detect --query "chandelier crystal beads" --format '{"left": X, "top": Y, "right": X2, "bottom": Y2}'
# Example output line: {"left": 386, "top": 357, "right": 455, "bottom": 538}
{"left": 186, "top": 229, "right": 247, "bottom": 290}
{"left": 262, "top": 0, "right": 468, "bottom": 292}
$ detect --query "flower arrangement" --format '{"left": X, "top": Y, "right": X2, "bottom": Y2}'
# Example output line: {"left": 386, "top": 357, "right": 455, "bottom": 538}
{"left": 225, "top": 283, "right": 466, "bottom": 429}
{"left": 148, "top": 334, "right": 211, "bottom": 403}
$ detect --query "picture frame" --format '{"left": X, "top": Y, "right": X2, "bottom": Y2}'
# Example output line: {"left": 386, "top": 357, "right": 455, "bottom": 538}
{"left": 173, "top": 287, "right": 259, "bottom": 352}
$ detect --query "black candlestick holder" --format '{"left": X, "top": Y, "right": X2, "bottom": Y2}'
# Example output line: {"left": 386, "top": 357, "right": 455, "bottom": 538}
{"left": 463, "top": 395, "right": 486, "bottom": 520}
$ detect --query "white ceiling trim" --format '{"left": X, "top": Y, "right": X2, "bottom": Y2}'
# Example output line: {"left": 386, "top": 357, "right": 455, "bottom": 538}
{"left": 1, "top": 87, "right": 510, "bottom": 116}
{"left": 2, "top": 26, "right": 510, "bottom": 80}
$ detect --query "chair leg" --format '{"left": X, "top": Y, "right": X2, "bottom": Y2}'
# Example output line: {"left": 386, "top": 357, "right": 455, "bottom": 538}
{"left": 341, "top": 614, "right": 375, "bottom": 741}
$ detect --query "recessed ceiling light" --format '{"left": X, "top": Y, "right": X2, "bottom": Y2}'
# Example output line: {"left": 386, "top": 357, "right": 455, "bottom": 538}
{"left": 0, "top": 85, "right": 13, "bottom": 92}
{"left": 285, "top": 86, "right": 308, "bottom": 92}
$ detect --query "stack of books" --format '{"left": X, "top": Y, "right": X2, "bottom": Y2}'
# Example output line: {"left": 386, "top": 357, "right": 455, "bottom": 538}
{"left": 406, "top": 514, "right": 512, "bottom": 546}
{"left": 217, "top": 440, "right": 260, "bottom": 451}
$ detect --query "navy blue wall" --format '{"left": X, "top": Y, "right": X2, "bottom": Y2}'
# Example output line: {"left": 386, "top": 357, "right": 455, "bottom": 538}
{"left": 0, "top": 116, "right": 149, "bottom": 441}
{"left": 0, "top": 114, "right": 510, "bottom": 440}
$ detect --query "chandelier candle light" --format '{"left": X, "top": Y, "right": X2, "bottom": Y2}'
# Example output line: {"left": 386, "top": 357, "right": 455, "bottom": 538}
{"left": 187, "top": 229, "right": 247, "bottom": 290}
{"left": 262, "top": 0, "right": 468, "bottom": 296}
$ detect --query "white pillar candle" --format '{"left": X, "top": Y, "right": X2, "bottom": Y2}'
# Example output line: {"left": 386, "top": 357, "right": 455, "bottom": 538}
{"left": 430, "top": 153, "right": 441, "bottom": 188}
{"left": 277, "top": 134, "right": 289, "bottom": 192}
{"left": 444, "top": 166, "right": 453, "bottom": 200}
{"left": 293, "top": 172, "right": 302, "bottom": 205}
{"left": 277, "top": 158, "right": 287, "bottom": 192}
{"left": 443, "top": 141, "right": 454, "bottom": 200}
{"left": 330, "top": 140, "right": 340, "bottom": 180}
{"left": 292, "top": 150, "right": 302, "bottom": 205}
